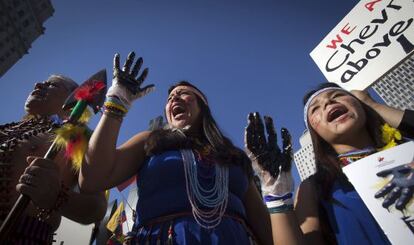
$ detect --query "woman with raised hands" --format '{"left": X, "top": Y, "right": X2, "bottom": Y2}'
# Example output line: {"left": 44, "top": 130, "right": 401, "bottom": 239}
{"left": 246, "top": 83, "right": 414, "bottom": 245}
{"left": 80, "top": 52, "right": 273, "bottom": 244}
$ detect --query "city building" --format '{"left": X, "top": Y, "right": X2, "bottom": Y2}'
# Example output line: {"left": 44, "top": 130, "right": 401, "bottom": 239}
{"left": 293, "top": 130, "right": 316, "bottom": 181}
{"left": 0, "top": 0, "right": 54, "bottom": 76}
{"left": 371, "top": 53, "right": 414, "bottom": 110}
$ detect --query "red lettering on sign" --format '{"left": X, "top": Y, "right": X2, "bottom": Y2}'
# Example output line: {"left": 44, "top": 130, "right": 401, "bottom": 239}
{"left": 326, "top": 35, "right": 343, "bottom": 49}
{"left": 365, "top": 0, "right": 382, "bottom": 12}
{"left": 341, "top": 23, "right": 356, "bottom": 35}
{"left": 326, "top": 23, "right": 357, "bottom": 49}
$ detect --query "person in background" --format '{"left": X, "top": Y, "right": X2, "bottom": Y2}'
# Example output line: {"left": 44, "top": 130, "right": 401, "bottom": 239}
{"left": 1, "top": 75, "right": 107, "bottom": 244}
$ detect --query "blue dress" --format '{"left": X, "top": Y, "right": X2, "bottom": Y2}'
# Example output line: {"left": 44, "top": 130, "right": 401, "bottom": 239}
{"left": 321, "top": 181, "right": 391, "bottom": 245}
{"left": 128, "top": 150, "right": 253, "bottom": 244}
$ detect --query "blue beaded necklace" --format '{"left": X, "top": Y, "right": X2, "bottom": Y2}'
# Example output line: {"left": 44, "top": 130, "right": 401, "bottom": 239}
{"left": 338, "top": 147, "right": 377, "bottom": 166}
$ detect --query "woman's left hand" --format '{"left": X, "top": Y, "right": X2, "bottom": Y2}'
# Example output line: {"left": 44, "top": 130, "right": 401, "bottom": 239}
{"left": 107, "top": 51, "right": 155, "bottom": 110}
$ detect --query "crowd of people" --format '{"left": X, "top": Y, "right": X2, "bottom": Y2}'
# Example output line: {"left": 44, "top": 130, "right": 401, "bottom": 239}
{"left": 1, "top": 51, "right": 413, "bottom": 244}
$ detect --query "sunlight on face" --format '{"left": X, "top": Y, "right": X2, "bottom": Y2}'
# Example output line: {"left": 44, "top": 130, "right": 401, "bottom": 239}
{"left": 307, "top": 90, "right": 367, "bottom": 144}
{"left": 25, "top": 77, "right": 74, "bottom": 116}
{"left": 165, "top": 86, "right": 202, "bottom": 129}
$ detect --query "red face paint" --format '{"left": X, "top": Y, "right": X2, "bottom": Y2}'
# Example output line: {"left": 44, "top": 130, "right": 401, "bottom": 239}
{"left": 310, "top": 114, "right": 321, "bottom": 130}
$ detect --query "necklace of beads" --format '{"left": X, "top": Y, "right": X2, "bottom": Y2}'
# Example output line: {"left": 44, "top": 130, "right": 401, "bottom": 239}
{"left": 338, "top": 147, "right": 377, "bottom": 166}
{"left": 0, "top": 116, "right": 59, "bottom": 220}
{"left": 181, "top": 149, "right": 229, "bottom": 229}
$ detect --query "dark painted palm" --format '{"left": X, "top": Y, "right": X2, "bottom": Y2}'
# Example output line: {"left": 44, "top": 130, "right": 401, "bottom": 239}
{"left": 245, "top": 112, "right": 293, "bottom": 178}
{"left": 113, "top": 51, "right": 154, "bottom": 95}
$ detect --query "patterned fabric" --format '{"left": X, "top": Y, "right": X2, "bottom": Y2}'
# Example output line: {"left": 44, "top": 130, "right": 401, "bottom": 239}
{"left": 3, "top": 215, "right": 54, "bottom": 245}
{"left": 128, "top": 150, "right": 253, "bottom": 244}
{"left": 0, "top": 117, "right": 57, "bottom": 219}
{"left": 337, "top": 148, "right": 376, "bottom": 166}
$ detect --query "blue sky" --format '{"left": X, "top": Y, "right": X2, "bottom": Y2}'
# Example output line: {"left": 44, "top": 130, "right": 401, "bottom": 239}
{"left": 0, "top": 0, "right": 361, "bottom": 195}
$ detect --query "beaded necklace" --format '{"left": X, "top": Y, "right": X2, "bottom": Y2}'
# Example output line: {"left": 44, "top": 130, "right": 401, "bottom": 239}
{"left": 338, "top": 147, "right": 377, "bottom": 166}
{"left": 337, "top": 123, "right": 403, "bottom": 166}
{"left": 181, "top": 149, "right": 229, "bottom": 229}
{"left": 0, "top": 116, "right": 60, "bottom": 220}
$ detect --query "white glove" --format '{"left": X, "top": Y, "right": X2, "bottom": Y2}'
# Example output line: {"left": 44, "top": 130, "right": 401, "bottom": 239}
{"left": 107, "top": 52, "right": 155, "bottom": 111}
{"left": 258, "top": 166, "right": 294, "bottom": 210}
{"left": 245, "top": 112, "right": 294, "bottom": 212}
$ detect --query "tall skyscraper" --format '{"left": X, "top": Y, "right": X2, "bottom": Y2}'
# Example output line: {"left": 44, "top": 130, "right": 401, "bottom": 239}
{"left": 293, "top": 130, "right": 316, "bottom": 181}
{"left": 371, "top": 53, "right": 414, "bottom": 110}
{"left": 0, "top": 0, "right": 54, "bottom": 77}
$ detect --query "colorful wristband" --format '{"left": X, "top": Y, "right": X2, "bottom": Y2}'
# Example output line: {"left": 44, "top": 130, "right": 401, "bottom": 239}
{"left": 264, "top": 193, "right": 293, "bottom": 213}
{"left": 268, "top": 204, "right": 293, "bottom": 214}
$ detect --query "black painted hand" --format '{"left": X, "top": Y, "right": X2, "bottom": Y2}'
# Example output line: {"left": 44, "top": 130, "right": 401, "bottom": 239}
{"left": 107, "top": 51, "right": 155, "bottom": 109}
{"left": 245, "top": 112, "right": 293, "bottom": 179}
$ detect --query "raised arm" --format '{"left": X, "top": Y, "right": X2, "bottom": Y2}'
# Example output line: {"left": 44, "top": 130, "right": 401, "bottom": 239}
{"left": 351, "top": 90, "right": 404, "bottom": 128}
{"left": 243, "top": 180, "right": 273, "bottom": 245}
{"left": 351, "top": 90, "right": 414, "bottom": 138}
{"left": 80, "top": 52, "right": 155, "bottom": 192}
{"left": 245, "top": 112, "right": 305, "bottom": 245}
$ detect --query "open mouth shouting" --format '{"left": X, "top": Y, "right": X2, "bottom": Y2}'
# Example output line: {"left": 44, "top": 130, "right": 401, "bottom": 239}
{"left": 327, "top": 105, "right": 349, "bottom": 123}
{"left": 171, "top": 103, "right": 188, "bottom": 120}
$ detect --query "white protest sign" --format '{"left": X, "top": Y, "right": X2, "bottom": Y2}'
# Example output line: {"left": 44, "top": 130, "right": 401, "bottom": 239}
{"left": 310, "top": 0, "right": 414, "bottom": 91}
{"left": 343, "top": 141, "right": 414, "bottom": 244}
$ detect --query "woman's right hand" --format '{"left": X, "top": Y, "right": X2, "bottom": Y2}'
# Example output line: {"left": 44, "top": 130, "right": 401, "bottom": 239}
{"left": 350, "top": 90, "right": 377, "bottom": 108}
{"left": 107, "top": 51, "right": 155, "bottom": 110}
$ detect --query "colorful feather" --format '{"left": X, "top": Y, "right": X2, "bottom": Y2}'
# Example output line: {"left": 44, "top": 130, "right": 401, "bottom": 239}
{"left": 78, "top": 108, "right": 92, "bottom": 124}
{"left": 74, "top": 80, "right": 106, "bottom": 102}
{"left": 55, "top": 124, "right": 91, "bottom": 171}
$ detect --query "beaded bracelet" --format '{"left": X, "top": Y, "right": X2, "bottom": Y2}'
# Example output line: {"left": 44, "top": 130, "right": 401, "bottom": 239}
{"left": 36, "top": 182, "right": 70, "bottom": 221}
{"left": 104, "top": 101, "right": 128, "bottom": 114}
{"left": 103, "top": 108, "right": 124, "bottom": 122}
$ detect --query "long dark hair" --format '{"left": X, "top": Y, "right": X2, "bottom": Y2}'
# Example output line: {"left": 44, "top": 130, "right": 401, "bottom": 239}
{"left": 145, "top": 81, "right": 253, "bottom": 179}
{"left": 303, "top": 83, "right": 385, "bottom": 200}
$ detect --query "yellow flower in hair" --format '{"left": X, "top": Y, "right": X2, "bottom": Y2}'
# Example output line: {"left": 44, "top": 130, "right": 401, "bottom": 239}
{"left": 380, "top": 123, "right": 402, "bottom": 151}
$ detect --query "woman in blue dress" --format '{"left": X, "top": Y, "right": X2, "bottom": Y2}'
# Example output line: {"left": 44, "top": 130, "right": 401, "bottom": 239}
{"left": 246, "top": 83, "right": 414, "bottom": 245}
{"left": 79, "top": 52, "right": 273, "bottom": 245}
